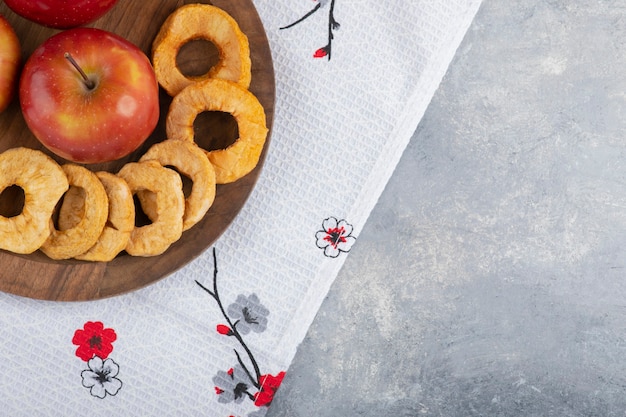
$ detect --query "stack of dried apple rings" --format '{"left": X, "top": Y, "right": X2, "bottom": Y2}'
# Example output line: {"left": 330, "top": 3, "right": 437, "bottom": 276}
{"left": 0, "top": 4, "right": 267, "bottom": 261}
{"left": 153, "top": 3, "right": 268, "bottom": 185}
{"left": 0, "top": 141, "right": 211, "bottom": 261}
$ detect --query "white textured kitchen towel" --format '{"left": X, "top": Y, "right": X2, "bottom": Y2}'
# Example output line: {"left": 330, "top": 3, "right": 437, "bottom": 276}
{"left": 0, "top": 1, "right": 481, "bottom": 415}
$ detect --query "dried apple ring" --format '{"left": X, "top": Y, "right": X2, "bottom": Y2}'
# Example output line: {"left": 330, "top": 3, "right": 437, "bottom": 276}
{"left": 41, "top": 164, "right": 108, "bottom": 260}
{"left": 0, "top": 148, "right": 68, "bottom": 254}
{"left": 117, "top": 160, "right": 184, "bottom": 257}
{"left": 152, "top": 3, "right": 251, "bottom": 96}
{"left": 56, "top": 186, "right": 84, "bottom": 230}
{"left": 166, "top": 78, "right": 268, "bottom": 184}
{"left": 75, "top": 172, "right": 135, "bottom": 262}
{"left": 140, "top": 139, "right": 216, "bottom": 231}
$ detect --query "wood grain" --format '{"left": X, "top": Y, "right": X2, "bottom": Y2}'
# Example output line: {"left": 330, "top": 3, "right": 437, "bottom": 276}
{"left": 0, "top": 0, "right": 275, "bottom": 301}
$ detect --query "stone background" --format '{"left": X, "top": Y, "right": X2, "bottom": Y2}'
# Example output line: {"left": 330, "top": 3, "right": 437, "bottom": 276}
{"left": 268, "top": 1, "right": 626, "bottom": 415}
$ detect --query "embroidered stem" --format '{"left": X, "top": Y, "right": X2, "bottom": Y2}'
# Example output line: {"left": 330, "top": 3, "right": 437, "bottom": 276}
{"left": 279, "top": 3, "right": 321, "bottom": 30}
{"left": 195, "top": 248, "right": 263, "bottom": 388}
{"left": 232, "top": 329, "right": 262, "bottom": 388}
{"left": 326, "top": 0, "right": 337, "bottom": 60}
{"left": 279, "top": 1, "right": 339, "bottom": 61}
{"left": 235, "top": 349, "right": 260, "bottom": 390}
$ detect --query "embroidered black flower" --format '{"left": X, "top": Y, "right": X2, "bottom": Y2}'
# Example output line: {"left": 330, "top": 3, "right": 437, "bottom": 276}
{"left": 81, "top": 356, "right": 122, "bottom": 399}
{"left": 315, "top": 217, "right": 356, "bottom": 257}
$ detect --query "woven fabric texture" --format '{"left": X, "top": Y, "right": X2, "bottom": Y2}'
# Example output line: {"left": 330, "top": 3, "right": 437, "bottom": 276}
{"left": 0, "top": 1, "right": 481, "bottom": 415}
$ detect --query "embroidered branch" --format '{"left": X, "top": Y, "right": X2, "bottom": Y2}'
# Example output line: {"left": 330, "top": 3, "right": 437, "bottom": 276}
{"left": 280, "top": 0, "right": 340, "bottom": 60}
{"left": 195, "top": 248, "right": 286, "bottom": 410}
{"left": 195, "top": 249, "right": 263, "bottom": 386}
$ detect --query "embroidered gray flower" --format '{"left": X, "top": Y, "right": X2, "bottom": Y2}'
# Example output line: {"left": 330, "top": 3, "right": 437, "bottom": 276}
{"left": 227, "top": 294, "right": 269, "bottom": 335}
{"left": 213, "top": 364, "right": 255, "bottom": 404}
{"left": 81, "top": 356, "right": 122, "bottom": 399}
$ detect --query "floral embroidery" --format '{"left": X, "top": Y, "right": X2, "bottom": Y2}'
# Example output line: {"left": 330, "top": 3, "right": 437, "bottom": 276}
{"left": 315, "top": 216, "right": 356, "bottom": 257}
{"left": 281, "top": 0, "right": 340, "bottom": 60}
{"left": 254, "top": 372, "right": 286, "bottom": 407}
{"left": 196, "top": 248, "right": 286, "bottom": 415}
{"left": 227, "top": 294, "right": 269, "bottom": 335}
{"left": 213, "top": 365, "right": 255, "bottom": 404}
{"left": 72, "top": 321, "right": 116, "bottom": 361}
{"left": 72, "top": 321, "right": 122, "bottom": 399}
{"left": 81, "top": 356, "right": 123, "bottom": 399}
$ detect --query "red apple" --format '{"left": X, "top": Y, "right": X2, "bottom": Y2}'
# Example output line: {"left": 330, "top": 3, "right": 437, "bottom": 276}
{"left": 3, "top": 0, "right": 118, "bottom": 29}
{"left": 19, "top": 28, "right": 159, "bottom": 164}
{"left": 0, "top": 14, "right": 20, "bottom": 112}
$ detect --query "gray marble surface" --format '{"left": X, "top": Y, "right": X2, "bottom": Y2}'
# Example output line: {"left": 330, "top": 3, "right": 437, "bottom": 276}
{"left": 267, "top": 0, "right": 626, "bottom": 415}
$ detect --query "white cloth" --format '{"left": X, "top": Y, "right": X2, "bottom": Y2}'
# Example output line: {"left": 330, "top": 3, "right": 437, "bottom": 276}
{"left": 0, "top": 1, "right": 481, "bottom": 415}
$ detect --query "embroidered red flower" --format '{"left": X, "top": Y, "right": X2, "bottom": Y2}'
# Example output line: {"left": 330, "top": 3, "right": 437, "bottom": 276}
{"left": 254, "top": 371, "right": 286, "bottom": 407}
{"left": 72, "top": 321, "right": 117, "bottom": 361}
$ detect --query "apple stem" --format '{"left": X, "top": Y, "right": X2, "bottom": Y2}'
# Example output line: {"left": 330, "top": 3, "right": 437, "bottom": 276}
{"left": 64, "top": 52, "right": 96, "bottom": 90}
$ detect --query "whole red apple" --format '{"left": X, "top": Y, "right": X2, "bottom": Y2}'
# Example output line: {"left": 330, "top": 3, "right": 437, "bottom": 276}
{"left": 3, "top": 0, "right": 118, "bottom": 29}
{"left": 19, "top": 28, "right": 159, "bottom": 164}
{"left": 0, "top": 14, "right": 20, "bottom": 112}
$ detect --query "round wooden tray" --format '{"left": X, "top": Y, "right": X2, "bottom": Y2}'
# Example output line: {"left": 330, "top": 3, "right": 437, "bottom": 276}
{"left": 0, "top": 0, "right": 275, "bottom": 301}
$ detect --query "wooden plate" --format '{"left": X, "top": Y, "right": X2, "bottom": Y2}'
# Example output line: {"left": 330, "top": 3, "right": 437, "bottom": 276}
{"left": 0, "top": 0, "right": 275, "bottom": 301}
